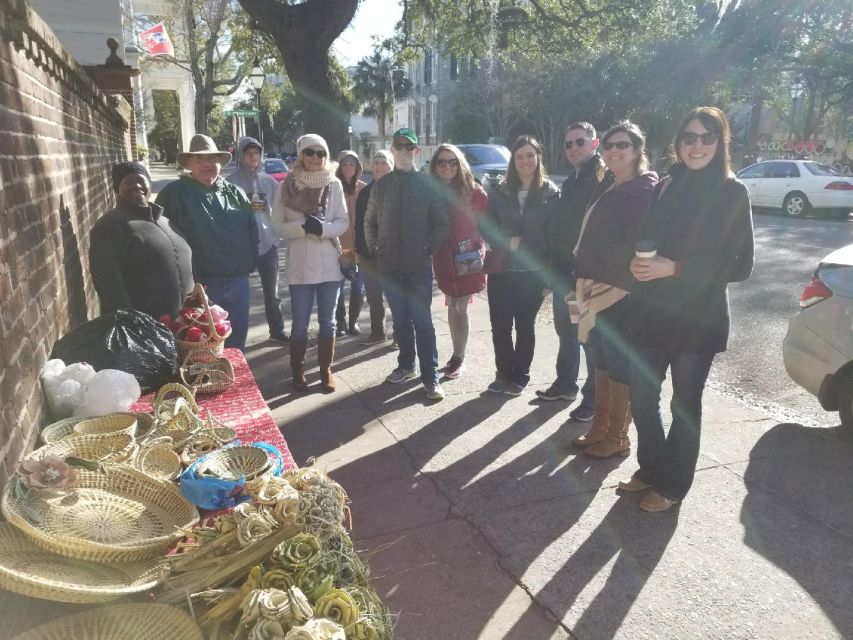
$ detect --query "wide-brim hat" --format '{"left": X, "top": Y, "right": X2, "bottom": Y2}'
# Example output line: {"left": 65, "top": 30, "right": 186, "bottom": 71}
{"left": 178, "top": 134, "right": 232, "bottom": 168}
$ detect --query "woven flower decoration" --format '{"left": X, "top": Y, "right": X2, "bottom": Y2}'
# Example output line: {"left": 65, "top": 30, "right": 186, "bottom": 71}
{"left": 17, "top": 455, "right": 77, "bottom": 489}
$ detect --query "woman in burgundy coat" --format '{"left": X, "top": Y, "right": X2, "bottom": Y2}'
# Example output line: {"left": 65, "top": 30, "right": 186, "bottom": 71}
{"left": 429, "top": 144, "right": 488, "bottom": 380}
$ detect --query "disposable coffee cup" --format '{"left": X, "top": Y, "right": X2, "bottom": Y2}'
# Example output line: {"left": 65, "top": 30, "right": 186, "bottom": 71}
{"left": 635, "top": 240, "right": 657, "bottom": 259}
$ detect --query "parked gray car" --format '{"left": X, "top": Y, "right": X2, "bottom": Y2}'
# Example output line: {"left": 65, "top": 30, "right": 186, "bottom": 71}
{"left": 783, "top": 243, "right": 853, "bottom": 429}
{"left": 456, "top": 144, "right": 510, "bottom": 189}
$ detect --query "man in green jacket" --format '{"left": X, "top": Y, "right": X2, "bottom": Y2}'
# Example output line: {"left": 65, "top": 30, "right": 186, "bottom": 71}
{"left": 156, "top": 134, "right": 259, "bottom": 350}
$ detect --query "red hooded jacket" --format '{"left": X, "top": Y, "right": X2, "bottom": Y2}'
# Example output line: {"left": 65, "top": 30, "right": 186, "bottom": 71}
{"left": 432, "top": 185, "right": 488, "bottom": 297}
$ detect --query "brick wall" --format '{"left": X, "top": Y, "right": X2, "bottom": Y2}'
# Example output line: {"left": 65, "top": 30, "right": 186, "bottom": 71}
{"left": 0, "top": 0, "right": 131, "bottom": 487}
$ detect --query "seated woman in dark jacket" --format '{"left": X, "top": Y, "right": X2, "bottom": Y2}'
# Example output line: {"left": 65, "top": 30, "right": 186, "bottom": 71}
{"left": 480, "top": 136, "right": 560, "bottom": 396}
{"left": 621, "top": 106, "right": 754, "bottom": 512}
{"left": 573, "top": 122, "right": 658, "bottom": 460}
{"left": 89, "top": 162, "right": 194, "bottom": 319}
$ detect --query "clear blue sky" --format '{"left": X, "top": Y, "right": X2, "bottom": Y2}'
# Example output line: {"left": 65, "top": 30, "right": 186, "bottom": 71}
{"left": 332, "top": 0, "right": 402, "bottom": 67}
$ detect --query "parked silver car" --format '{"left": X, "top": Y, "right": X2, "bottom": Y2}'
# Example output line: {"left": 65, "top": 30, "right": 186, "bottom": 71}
{"left": 456, "top": 144, "right": 510, "bottom": 190}
{"left": 783, "top": 244, "right": 853, "bottom": 429}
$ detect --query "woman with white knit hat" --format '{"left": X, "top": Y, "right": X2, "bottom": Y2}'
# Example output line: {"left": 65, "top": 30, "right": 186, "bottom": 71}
{"left": 273, "top": 134, "right": 349, "bottom": 392}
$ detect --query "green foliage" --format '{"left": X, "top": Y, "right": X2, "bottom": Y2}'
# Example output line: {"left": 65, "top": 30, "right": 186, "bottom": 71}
{"left": 351, "top": 46, "right": 411, "bottom": 141}
{"left": 148, "top": 90, "right": 181, "bottom": 163}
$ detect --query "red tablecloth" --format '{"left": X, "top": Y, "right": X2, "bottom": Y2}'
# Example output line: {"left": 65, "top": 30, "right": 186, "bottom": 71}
{"left": 130, "top": 348, "right": 296, "bottom": 471}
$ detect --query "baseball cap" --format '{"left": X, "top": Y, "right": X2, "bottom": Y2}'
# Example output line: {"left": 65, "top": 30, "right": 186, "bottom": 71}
{"left": 392, "top": 127, "right": 418, "bottom": 145}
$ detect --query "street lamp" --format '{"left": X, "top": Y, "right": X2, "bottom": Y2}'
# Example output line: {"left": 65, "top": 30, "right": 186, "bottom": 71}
{"left": 790, "top": 81, "right": 804, "bottom": 140}
{"left": 347, "top": 125, "right": 353, "bottom": 151}
{"left": 249, "top": 62, "right": 265, "bottom": 149}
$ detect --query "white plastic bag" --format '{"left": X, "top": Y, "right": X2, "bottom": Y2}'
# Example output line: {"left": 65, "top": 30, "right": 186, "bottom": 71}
{"left": 73, "top": 369, "right": 141, "bottom": 417}
{"left": 41, "top": 359, "right": 96, "bottom": 419}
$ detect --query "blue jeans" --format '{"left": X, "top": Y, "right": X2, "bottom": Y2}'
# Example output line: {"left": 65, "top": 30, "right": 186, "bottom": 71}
{"left": 630, "top": 346, "right": 716, "bottom": 501}
{"left": 336, "top": 268, "right": 365, "bottom": 325}
{"left": 552, "top": 288, "right": 595, "bottom": 407}
{"left": 288, "top": 281, "right": 341, "bottom": 343}
{"left": 199, "top": 275, "right": 250, "bottom": 351}
{"left": 257, "top": 246, "right": 285, "bottom": 336}
{"left": 382, "top": 267, "right": 438, "bottom": 384}
{"left": 589, "top": 296, "right": 632, "bottom": 384}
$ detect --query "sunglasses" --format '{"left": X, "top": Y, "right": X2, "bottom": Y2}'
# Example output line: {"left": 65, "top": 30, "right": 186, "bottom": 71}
{"left": 302, "top": 148, "right": 327, "bottom": 158}
{"left": 680, "top": 132, "right": 719, "bottom": 146}
{"left": 602, "top": 140, "right": 634, "bottom": 151}
{"left": 433, "top": 158, "right": 459, "bottom": 168}
{"left": 564, "top": 138, "right": 587, "bottom": 149}
{"left": 393, "top": 142, "right": 416, "bottom": 151}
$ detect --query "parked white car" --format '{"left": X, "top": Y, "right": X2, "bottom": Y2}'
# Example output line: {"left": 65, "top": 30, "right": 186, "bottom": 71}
{"left": 737, "top": 160, "right": 853, "bottom": 219}
{"left": 783, "top": 244, "right": 853, "bottom": 429}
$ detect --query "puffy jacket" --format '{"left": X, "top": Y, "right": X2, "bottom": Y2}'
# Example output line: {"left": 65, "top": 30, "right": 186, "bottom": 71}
{"left": 574, "top": 171, "right": 658, "bottom": 291}
{"left": 480, "top": 179, "right": 560, "bottom": 272}
{"left": 432, "top": 185, "right": 488, "bottom": 297}
{"left": 364, "top": 169, "right": 450, "bottom": 274}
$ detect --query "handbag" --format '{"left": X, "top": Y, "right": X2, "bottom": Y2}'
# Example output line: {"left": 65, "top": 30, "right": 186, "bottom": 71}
{"left": 482, "top": 244, "right": 510, "bottom": 274}
{"left": 454, "top": 248, "right": 484, "bottom": 276}
{"left": 338, "top": 249, "right": 358, "bottom": 282}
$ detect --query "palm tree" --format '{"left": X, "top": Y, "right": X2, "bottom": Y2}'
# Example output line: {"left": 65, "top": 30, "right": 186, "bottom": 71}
{"left": 352, "top": 48, "right": 411, "bottom": 145}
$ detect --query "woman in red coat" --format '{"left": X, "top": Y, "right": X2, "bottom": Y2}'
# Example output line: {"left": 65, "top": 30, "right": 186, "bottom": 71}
{"left": 429, "top": 144, "right": 488, "bottom": 380}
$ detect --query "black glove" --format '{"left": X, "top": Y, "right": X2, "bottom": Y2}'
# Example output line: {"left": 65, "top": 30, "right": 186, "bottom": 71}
{"left": 303, "top": 215, "right": 323, "bottom": 236}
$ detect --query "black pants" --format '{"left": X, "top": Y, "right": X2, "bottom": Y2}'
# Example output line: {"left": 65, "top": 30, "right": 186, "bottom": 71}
{"left": 487, "top": 270, "right": 545, "bottom": 386}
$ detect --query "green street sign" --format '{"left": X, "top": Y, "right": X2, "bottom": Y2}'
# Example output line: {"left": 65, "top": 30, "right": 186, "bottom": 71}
{"left": 225, "top": 110, "right": 259, "bottom": 117}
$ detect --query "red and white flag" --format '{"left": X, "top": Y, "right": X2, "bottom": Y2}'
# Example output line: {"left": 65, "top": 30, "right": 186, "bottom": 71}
{"left": 139, "top": 23, "right": 174, "bottom": 57}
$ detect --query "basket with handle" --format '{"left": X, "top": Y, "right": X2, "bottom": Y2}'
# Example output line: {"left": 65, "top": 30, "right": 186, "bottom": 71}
{"left": 178, "top": 356, "right": 235, "bottom": 395}
{"left": 175, "top": 283, "right": 230, "bottom": 364}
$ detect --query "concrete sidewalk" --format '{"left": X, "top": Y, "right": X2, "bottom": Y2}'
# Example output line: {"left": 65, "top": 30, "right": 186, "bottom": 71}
{"left": 242, "top": 271, "right": 853, "bottom": 640}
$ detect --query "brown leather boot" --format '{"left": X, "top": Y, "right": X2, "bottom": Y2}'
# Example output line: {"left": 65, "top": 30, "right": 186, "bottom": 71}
{"left": 290, "top": 341, "right": 308, "bottom": 392}
{"left": 585, "top": 380, "right": 632, "bottom": 459}
{"left": 572, "top": 369, "right": 611, "bottom": 447}
{"left": 318, "top": 336, "right": 336, "bottom": 392}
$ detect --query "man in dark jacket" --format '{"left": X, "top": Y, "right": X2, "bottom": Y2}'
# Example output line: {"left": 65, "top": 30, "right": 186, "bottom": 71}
{"left": 156, "top": 134, "right": 258, "bottom": 351}
{"left": 364, "top": 128, "right": 449, "bottom": 400}
{"left": 537, "top": 122, "right": 604, "bottom": 421}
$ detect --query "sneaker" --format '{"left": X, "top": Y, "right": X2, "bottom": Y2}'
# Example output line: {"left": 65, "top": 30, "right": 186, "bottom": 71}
{"left": 443, "top": 356, "right": 464, "bottom": 380}
{"left": 347, "top": 325, "right": 362, "bottom": 336}
{"left": 335, "top": 327, "right": 347, "bottom": 338}
{"left": 388, "top": 338, "right": 399, "bottom": 351}
{"left": 639, "top": 491, "right": 679, "bottom": 513}
{"left": 360, "top": 333, "right": 386, "bottom": 346}
{"left": 618, "top": 474, "right": 652, "bottom": 493}
{"left": 385, "top": 367, "right": 416, "bottom": 384}
{"left": 568, "top": 405, "right": 596, "bottom": 422}
{"left": 486, "top": 378, "right": 506, "bottom": 394}
{"left": 503, "top": 382, "right": 526, "bottom": 396}
{"left": 269, "top": 332, "right": 290, "bottom": 344}
{"left": 535, "top": 385, "right": 578, "bottom": 402}
{"left": 424, "top": 382, "right": 445, "bottom": 401}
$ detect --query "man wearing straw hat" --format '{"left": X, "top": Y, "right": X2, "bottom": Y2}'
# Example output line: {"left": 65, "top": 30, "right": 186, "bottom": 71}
{"left": 156, "top": 134, "right": 259, "bottom": 351}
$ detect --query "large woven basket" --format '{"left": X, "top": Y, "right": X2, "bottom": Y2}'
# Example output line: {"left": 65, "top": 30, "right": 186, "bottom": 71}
{"left": 72, "top": 414, "right": 137, "bottom": 439}
{"left": 0, "top": 523, "right": 167, "bottom": 604}
{"left": 194, "top": 445, "right": 271, "bottom": 481}
{"left": 32, "top": 433, "right": 136, "bottom": 465}
{"left": 9, "top": 603, "right": 203, "bottom": 640}
{"left": 2, "top": 465, "right": 198, "bottom": 562}
{"left": 39, "top": 417, "right": 87, "bottom": 445}
{"left": 175, "top": 283, "right": 230, "bottom": 365}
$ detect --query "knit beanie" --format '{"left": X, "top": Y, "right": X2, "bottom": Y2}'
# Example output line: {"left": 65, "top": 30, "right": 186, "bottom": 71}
{"left": 372, "top": 150, "right": 394, "bottom": 169}
{"left": 111, "top": 161, "right": 151, "bottom": 192}
{"left": 296, "top": 134, "right": 329, "bottom": 158}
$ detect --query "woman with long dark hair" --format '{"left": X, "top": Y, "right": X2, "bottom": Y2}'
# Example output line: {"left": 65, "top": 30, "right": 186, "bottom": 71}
{"left": 429, "top": 143, "right": 488, "bottom": 380}
{"left": 620, "top": 107, "right": 754, "bottom": 512}
{"left": 481, "top": 136, "right": 559, "bottom": 396}
{"left": 573, "top": 121, "right": 658, "bottom": 459}
{"left": 334, "top": 150, "right": 367, "bottom": 336}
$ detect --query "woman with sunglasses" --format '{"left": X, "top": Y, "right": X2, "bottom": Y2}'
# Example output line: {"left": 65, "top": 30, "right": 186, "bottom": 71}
{"left": 481, "top": 135, "right": 560, "bottom": 396}
{"left": 429, "top": 144, "right": 489, "bottom": 380}
{"left": 621, "top": 107, "right": 754, "bottom": 512}
{"left": 573, "top": 122, "right": 658, "bottom": 459}
{"left": 274, "top": 134, "right": 349, "bottom": 392}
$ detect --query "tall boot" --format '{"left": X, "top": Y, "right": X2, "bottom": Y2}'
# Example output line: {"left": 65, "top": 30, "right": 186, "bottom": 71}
{"left": 572, "top": 369, "right": 611, "bottom": 447}
{"left": 585, "top": 380, "right": 632, "bottom": 459}
{"left": 290, "top": 341, "right": 308, "bottom": 392}
{"left": 318, "top": 336, "right": 337, "bottom": 392}
{"left": 347, "top": 290, "right": 364, "bottom": 335}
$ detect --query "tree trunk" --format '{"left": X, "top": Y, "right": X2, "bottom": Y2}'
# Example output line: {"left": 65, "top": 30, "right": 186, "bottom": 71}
{"left": 237, "top": 0, "right": 358, "bottom": 152}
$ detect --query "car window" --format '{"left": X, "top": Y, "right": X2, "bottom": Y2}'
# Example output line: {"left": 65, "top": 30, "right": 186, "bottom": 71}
{"left": 264, "top": 159, "right": 287, "bottom": 172}
{"left": 458, "top": 145, "right": 510, "bottom": 166}
{"left": 738, "top": 164, "right": 766, "bottom": 179}
{"left": 769, "top": 162, "right": 800, "bottom": 178}
{"left": 803, "top": 162, "right": 842, "bottom": 176}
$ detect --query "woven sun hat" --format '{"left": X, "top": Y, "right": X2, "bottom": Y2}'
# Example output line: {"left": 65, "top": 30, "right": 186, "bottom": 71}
{"left": 177, "top": 133, "right": 232, "bottom": 169}
{"left": 0, "top": 523, "right": 168, "bottom": 604}
{"left": 9, "top": 603, "right": 203, "bottom": 640}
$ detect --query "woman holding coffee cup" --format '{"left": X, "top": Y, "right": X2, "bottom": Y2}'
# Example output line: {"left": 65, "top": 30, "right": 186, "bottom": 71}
{"left": 573, "top": 122, "right": 658, "bottom": 458}
{"left": 622, "top": 107, "right": 754, "bottom": 512}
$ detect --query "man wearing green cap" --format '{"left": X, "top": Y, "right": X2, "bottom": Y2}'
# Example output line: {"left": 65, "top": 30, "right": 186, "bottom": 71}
{"left": 364, "top": 128, "right": 450, "bottom": 401}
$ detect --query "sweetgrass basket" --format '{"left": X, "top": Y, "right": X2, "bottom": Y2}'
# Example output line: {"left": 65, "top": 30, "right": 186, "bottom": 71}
{"left": 32, "top": 433, "right": 137, "bottom": 465}
{"left": 175, "top": 284, "right": 231, "bottom": 364}
{"left": 72, "top": 414, "right": 137, "bottom": 439}
{"left": 9, "top": 603, "right": 203, "bottom": 640}
{"left": 2, "top": 465, "right": 198, "bottom": 562}
{"left": 0, "top": 523, "right": 168, "bottom": 604}
{"left": 39, "top": 417, "right": 87, "bottom": 445}
{"left": 134, "top": 445, "right": 182, "bottom": 481}
{"left": 194, "top": 445, "right": 271, "bottom": 481}
{"left": 178, "top": 357, "right": 235, "bottom": 395}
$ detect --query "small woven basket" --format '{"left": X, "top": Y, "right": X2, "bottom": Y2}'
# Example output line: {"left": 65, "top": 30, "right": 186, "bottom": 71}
{"left": 9, "top": 603, "right": 203, "bottom": 640}
{"left": 175, "top": 283, "right": 231, "bottom": 364}
{"left": 0, "top": 523, "right": 167, "bottom": 604}
{"left": 32, "top": 433, "right": 137, "bottom": 465}
{"left": 194, "top": 445, "right": 271, "bottom": 481}
{"left": 178, "top": 357, "right": 235, "bottom": 395}
{"left": 2, "top": 465, "right": 198, "bottom": 562}
{"left": 72, "top": 414, "right": 137, "bottom": 439}
{"left": 135, "top": 445, "right": 182, "bottom": 481}
{"left": 39, "top": 417, "right": 87, "bottom": 445}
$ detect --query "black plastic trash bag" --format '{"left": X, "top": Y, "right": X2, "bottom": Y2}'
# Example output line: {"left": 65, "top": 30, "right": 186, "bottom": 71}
{"left": 50, "top": 309, "right": 177, "bottom": 392}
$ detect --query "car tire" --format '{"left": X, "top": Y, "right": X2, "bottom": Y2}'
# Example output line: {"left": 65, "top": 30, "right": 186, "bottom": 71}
{"left": 782, "top": 192, "right": 810, "bottom": 218}
{"left": 838, "top": 372, "right": 853, "bottom": 432}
